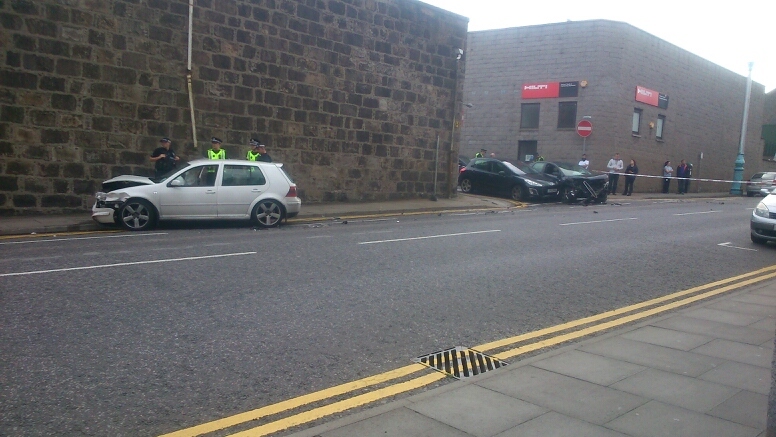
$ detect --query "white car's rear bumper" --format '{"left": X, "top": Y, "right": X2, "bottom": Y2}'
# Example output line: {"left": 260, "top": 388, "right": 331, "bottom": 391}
{"left": 285, "top": 197, "right": 301, "bottom": 217}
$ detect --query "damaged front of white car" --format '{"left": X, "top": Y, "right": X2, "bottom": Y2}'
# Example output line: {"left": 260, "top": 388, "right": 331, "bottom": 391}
{"left": 91, "top": 175, "right": 154, "bottom": 225}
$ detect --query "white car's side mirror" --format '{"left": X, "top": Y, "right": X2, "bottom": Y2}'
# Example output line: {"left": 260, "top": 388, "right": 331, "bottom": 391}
{"left": 169, "top": 179, "right": 184, "bottom": 187}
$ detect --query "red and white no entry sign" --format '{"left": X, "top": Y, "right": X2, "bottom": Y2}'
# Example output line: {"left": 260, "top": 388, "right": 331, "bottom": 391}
{"left": 576, "top": 120, "right": 592, "bottom": 137}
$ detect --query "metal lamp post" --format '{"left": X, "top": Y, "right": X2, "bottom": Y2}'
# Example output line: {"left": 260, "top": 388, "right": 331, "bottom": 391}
{"left": 730, "top": 62, "right": 754, "bottom": 195}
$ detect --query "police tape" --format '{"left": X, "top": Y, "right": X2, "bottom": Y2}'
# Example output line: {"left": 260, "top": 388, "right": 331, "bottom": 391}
{"left": 593, "top": 171, "right": 746, "bottom": 185}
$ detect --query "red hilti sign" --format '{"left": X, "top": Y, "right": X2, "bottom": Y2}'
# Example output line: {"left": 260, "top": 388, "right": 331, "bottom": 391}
{"left": 522, "top": 82, "right": 559, "bottom": 99}
{"left": 635, "top": 86, "right": 669, "bottom": 109}
{"left": 635, "top": 86, "right": 659, "bottom": 106}
{"left": 576, "top": 119, "right": 592, "bottom": 137}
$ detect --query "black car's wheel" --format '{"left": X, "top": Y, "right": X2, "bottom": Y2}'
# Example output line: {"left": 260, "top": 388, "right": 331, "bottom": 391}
{"left": 511, "top": 185, "right": 527, "bottom": 201}
{"left": 561, "top": 187, "right": 576, "bottom": 204}
{"left": 460, "top": 178, "right": 474, "bottom": 194}
{"left": 119, "top": 199, "right": 156, "bottom": 231}
{"left": 595, "top": 192, "right": 608, "bottom": 204}
{"left": 253, "top": 199, "right": 284, "bottom": 228}
{"left": 751, "top": 233, "right": 768, "bottom": 245}
{"left": 747, "top": 191, "right": 754, "bottom": 197}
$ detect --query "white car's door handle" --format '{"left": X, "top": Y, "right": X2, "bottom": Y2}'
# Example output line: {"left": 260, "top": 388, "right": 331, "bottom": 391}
{"left": 206, "top": 190, "right": 216, "bottom": 194}
{"left": 251, "top": 189, "right": 262, "bottom": 192}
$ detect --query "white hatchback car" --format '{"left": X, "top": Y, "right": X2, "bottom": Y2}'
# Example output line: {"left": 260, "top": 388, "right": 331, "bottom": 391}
{"left": 92, "top": 159, "right": 301, "bottom": 231}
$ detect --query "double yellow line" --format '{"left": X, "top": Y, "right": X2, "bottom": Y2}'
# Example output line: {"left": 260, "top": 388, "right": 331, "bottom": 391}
{"left": 162, "top": 265, "right": 776, "bottom": 437}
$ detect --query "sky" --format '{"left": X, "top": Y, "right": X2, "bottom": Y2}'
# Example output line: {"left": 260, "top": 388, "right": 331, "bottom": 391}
{"left": 420, "top": 0, "right": 774, "bottom": 92}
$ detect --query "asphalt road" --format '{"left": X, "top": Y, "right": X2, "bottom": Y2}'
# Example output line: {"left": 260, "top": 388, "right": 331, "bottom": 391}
{"left": 1, "top": 196, "right": 773, "bottom": 436}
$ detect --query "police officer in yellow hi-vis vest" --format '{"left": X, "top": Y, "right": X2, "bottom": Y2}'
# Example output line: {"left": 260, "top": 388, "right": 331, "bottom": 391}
{"left": 207, "top": 137, "right": 226, "bottom": 160}
{"left": 246, "top": 138, "right": 261, "bottom": 161}
{"left": 205, "top": 137, "right": 225, "bottom": 185}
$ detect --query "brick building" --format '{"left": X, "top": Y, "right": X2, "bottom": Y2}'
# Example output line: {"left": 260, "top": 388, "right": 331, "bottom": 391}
{"left": 0, "top": 0, "right": 468, "bottom": 214}
{"left": 460, "top": 20, "right": 768, "bottom": 192}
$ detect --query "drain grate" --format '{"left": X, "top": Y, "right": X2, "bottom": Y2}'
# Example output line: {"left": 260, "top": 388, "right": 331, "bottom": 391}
{"left": 414, "top": 346, "right": 507, "bottom": 379}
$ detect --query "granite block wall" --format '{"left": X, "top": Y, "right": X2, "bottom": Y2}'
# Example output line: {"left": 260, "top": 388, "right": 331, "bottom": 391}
{"left": 0, "top": 0, "right": 468, "bottom": 213}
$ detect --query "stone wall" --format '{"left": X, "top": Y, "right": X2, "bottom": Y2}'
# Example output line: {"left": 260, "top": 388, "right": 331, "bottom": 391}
{"left": 0, "top": 0, "right": 468, "bottom": 214}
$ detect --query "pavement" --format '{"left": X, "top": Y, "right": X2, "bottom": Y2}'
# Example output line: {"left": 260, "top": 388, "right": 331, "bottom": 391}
{"left": 0, "top": 191, "right": 739, "bottom": 237}
{"left": 3, "top": 190, "right": 773, "bottom": 437}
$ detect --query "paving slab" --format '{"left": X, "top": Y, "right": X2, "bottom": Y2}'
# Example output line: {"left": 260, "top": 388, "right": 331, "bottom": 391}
{"left": 699, "top": 361, "right": 772, "bottom": 395}
{"left": 707, "top": 300, "right": 776, "bottom": 318}
{"left": 620, "top": 326, "right": 713, "bottom": 351}
{"left": 752, "top": 287, "right": 776, "bottom": 298}
{"left": 316, "top": 407, "right": 473, "bottom": 437}
{"left": 493, "top": 411, "right": 628, "bottom": 437}
{"left": 578, "top": 337, "right": 728, "bottom": 377}
{"left": 732, "top": 293, "right": 776, "bottom": 306}
{"left": 605, "top": 400, "right": 760, "bottom": 437}
{"left": 530, "top": 350, "right": 646, "bottom": 386}
{"left": 408, "top": 384, "right": 547, "bottom": 437}
{"left": 682, "top": 307, "right": 765, "bottom": 326}
{"left": 748, "top": 317, "right": 776, "bottom": 332}
{"left": 610, "top": 368, "right": 739, "bottom": 413}
{"left": 707, "top": 390, "right": 768, "bottom": 429}
{"left": 651, "top": 315, "right": 774, "bottom": 345}
{"left": 691, "top": 339, "right": 773, "bottom": 368}
{"left": 477, "top": 366, "right": 647, "bottom": 426}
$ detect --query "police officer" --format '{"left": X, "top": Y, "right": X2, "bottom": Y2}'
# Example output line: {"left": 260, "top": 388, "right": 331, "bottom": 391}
{"left": 207, "top": 137, "right": 226, "bottom": 160}
{"left": 205, "top": 137, "right": 224, "bottom": 186}
{"left": 246, "top": 138, "right": 261, "bottom": 161}
{"left": 150, "top": 137, "right": 179, "bottom": 178}
{"left": 256, "top": 143, "right": 272, "bottom": 162}
{"left": 475, "top": 148, "right": 486, "bottom": 158}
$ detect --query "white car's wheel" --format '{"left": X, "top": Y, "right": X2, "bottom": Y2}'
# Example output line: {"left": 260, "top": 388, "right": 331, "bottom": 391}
{"left": 253, "top": 199, "right": 284, "bottom": 228}
{"left": 119, "top": 199, "right": 156, "bottom": 231}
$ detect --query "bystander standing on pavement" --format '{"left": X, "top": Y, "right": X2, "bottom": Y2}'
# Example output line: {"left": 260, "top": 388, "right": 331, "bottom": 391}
{"left": 607, "top": 153, "right": 623, "bottom": 195}
{"left": 676, "top": 159, "right": 689, "bottom": 194}
{"left": 662, "top": 160, "right": 673, "bottom": 193}
{"left": 149, "top": 137, "right": 179, "bottom": 178}
{"left": 622, "top": 159, "right": 638, "bottom": 196}
{"left": 578, "top": 154, "right": 589, "bottom": 169}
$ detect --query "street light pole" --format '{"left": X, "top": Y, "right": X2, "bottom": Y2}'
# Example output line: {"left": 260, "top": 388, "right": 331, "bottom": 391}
{"left": 730, "top": 62, "right": 754, "bottom": 195}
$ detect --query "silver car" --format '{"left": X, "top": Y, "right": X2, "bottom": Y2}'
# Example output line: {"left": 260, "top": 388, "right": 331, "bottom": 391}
{"left": 746, "top": 172, "right": 776, "bottom": 197}
{"left": 92, "top": 159, "right": 301, "bottom": 231}
{"left": 750, "top": 194, "right": 776, "bottom": 244}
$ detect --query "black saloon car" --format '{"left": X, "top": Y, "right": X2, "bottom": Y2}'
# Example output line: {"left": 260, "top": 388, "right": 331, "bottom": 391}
{"left": 530, "top": 161, "right": 609, "bottom": 204}
{"left": 458, "top": 158, "right": 559, "bottom": 201}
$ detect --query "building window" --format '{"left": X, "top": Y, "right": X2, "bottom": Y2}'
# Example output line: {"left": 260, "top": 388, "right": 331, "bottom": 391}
{"left": 520, "top": 103, "right": 539, "bottom": 129}
{"left": 656, "top": 115, "right": 666, "bottom": 140}
{"left": 632, "top": 108, "right": 642, "bottom": 134}
{"left": 557, "top": 102, "right": 577, "bottom": 128}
